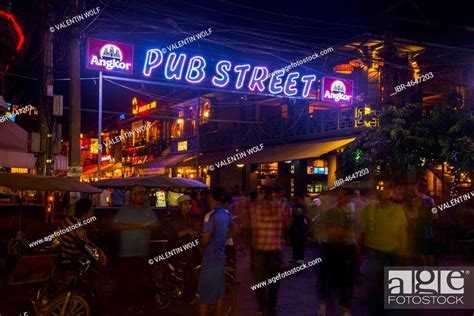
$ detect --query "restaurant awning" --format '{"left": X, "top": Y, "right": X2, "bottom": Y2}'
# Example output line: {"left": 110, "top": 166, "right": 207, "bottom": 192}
{"left": 93, "top": 176, "right": 207, "bottom": 189}
{"left": 238, "top": 138, "right": 356, "bottom": 164}
{"left": 138, "top": 153, "right": 192, "bottom": 169}
{"left": 0, "top": 120, "right": 36, "bottom": 168}
{"left": 53, "top": 155, "right": 69, "bottom": 171}
{"left": 0, "top": 173, "right": 101, "bottom": 193}
{"left": 0, "top": 150, "right": 36, "bottom": 169}
{"left": 175, "top": 151, "right": 235, "bottom": 168}
{"left": 83, "top": 162, "right": 122, "bottom": 176}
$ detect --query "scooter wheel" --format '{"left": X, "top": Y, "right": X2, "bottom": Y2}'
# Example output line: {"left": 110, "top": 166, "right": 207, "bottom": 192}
{"left": 40, "top": 293, "right": 91, "bottom": 316}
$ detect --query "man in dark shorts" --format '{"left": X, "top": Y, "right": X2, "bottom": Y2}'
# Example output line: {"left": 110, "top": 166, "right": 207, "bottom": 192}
{"left": 198, "top": 186, "right": 239, "bottom": 316}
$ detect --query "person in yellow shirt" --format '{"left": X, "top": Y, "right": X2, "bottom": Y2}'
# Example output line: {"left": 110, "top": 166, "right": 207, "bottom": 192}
{"left": 360, "top": 181, "right": 408, "bottom": 316}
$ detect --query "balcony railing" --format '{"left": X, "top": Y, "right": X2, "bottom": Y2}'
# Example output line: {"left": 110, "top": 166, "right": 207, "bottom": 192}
{"left": 200, "top": 106, "right": 368, "bottom": 151}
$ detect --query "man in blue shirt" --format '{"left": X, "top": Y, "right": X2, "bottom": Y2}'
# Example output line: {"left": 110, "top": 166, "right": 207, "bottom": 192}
{"left": 198, "top": 186, "right": 239, "bottom": 316}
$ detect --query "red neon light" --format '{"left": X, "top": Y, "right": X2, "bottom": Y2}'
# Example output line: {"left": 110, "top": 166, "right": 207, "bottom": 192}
{"left": 0, "top": 10, "right": 25, "bottom": 51}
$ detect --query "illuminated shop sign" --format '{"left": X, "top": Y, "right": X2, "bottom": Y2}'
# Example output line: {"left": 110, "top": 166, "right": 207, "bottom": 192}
{"left": 87, "top": 38, "right": 134, "bottom": 74}
{"left": 101, "top": 155, "right": 111, "bottom": 162}
{"left": 177, "top": 141, "right": 188, "bottom": 151}
{"left": 142, "top": 51, "right": 317, "bottom": 98}
{"left": 355, "top": 106, "right": 378, "bottom": 127}
{"left": 90, "top": 139, "right": 99, "bottom": 154}
{"left": 131, "top": 97, "right": 157, "bottom": 115}
{"left": 321, "top": 77, "right": 353, "bottom": 104}
{"left": 132, "top": 155, "right": 154, "bottom": 165}
{"left": 5, "top": 103, "right": 38, "bottom": 122}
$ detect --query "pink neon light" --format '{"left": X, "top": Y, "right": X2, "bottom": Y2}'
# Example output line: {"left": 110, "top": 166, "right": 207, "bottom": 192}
{"left": 0, "top": 10, "right": 25, "bottom": 51}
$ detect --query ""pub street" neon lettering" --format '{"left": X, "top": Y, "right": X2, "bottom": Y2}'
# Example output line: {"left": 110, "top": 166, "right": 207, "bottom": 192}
{"left": 143, "top": 50, "right": 317, "bottom": 98}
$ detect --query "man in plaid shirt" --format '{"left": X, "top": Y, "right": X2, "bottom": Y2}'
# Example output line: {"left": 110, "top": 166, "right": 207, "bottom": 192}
{"left": 250, "top": 186, "right": 288, "bottom": 316}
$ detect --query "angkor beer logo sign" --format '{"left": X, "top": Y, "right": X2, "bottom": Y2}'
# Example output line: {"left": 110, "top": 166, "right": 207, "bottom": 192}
{"left": 87, "top": 38, "right": 134, "bottom": 74}
{"left": 321, "top": 76, "right": 353, "bottom": 104}
{"left": 385, "top": 267, "right": 474, "bottom": 309}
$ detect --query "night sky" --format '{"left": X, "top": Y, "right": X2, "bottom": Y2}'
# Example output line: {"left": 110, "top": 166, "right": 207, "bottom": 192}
{"left": 2, "top": 0, "right": 474, "bottom": 135}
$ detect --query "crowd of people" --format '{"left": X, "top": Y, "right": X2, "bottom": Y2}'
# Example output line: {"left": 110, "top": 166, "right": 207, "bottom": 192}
{"left": 222, "top": 179, "right": 441, "bottom": 316}
{"left": 49, "top": 178, "right": 447, "bottom": 316}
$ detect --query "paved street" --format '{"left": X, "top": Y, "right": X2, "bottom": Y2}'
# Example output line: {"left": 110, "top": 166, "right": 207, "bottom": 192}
{"left": 1, "top": 243, "right": 474, "bottom": 316}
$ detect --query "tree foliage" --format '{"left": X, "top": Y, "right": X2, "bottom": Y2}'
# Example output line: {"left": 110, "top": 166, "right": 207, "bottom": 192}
{"left": 338, "top": 103, "right": 473, "bottom": 180}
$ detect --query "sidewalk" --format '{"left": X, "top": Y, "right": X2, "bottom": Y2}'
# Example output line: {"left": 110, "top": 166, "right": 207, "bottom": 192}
{"left": 234, "top": 244, "right": 474, "bottom": 316}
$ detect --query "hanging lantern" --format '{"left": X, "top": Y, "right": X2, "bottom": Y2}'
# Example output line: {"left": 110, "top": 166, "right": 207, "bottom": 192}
{"left": 334, "top": 64, "right": 354, "bottom": 74}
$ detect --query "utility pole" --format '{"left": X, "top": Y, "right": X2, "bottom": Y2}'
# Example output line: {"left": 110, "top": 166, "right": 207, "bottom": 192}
{"left": 38, "top": 1, "right": 54, "bottom": 176}
{"left": 67, "top": 0, "right": 82, "bottom": 215}
{"left": 97, "top": 71, "right": 102, "bottom": 178}
{"left": 69, "top": 0, "right": 81, "bottom": 178}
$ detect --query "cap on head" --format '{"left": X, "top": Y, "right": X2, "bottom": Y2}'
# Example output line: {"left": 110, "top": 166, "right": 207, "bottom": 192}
{"left": 131, "top": 185, "right": 147, "bottom": 195}
{"left": 177, "top": 194, "right": 192, "bottom": 204}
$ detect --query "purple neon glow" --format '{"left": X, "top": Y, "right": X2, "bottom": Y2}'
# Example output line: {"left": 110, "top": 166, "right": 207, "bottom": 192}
{"left": 212, "top": 60, "right": 232, "bottom": 87}
{"left": 185, "top": 56, "right": 206, "bottom": 83}
{"left": 141, "top": 48, "right": 321, "bottom": 98}
{"left": 165, "top": 53, "right": 187, "bottom": 80}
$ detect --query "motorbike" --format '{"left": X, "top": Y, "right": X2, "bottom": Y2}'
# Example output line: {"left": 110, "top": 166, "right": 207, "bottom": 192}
{"left": 148, "top": 243, "right": 236, "bottom": 316}
{"left": 33, "top": 242, "right": 100, "bottom": 316}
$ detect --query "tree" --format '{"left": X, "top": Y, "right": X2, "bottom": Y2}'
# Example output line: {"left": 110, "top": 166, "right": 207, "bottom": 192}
{"left": 338, "top": 103, "right": 473, "bottom": 187}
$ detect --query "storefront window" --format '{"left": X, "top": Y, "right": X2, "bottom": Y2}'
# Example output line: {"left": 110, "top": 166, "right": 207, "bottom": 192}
{"left": 307, "top": 159, "right": 327, "bottom": 174}
{"left": 200, "top": 99, "right": 211, "bottom": 124}
{"left": 171, "top": 121, "right": 183, "bottom": 138}
{"left": 258, "top": 162, "right": 278, "bottom": 186}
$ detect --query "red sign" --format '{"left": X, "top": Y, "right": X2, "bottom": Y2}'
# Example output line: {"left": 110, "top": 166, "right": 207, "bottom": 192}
{"left": 132, "top": 155, "right": 154, "bottom": 165}
{"left": 131, "top": 97, "right": 157, "bottom": 115}
{"left": 87, "top": 38, "right": 134, "bottom": 74}
{"left": 101, "top": 155, "right": 112, "bottom": 162}
{"left": 321, "top": 77, "right": 353, "bottom": 104}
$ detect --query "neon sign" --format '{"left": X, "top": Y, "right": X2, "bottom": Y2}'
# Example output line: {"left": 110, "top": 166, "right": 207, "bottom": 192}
{"left": 131, "top": 97, "right": 157, "bottom": 115}
{"left": 132, "top": 155, "right": 154, "bottom": 165}
{"left": 321, "top": 77, "right": 353, "bottom": 104}
{"left": 142, "top": 50, "right": 317, "bottom": 98}
{"left": 101, "top": 155, "right": 111, "bottom": 162}
{"left": 87, "top": 38, "right": 134, "bottom": 74}
{"left": 0, "top": 10, "right": 25, "bottom": 51}
{"left": 177, "top": 141, "right": 188, "bottom": 151}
